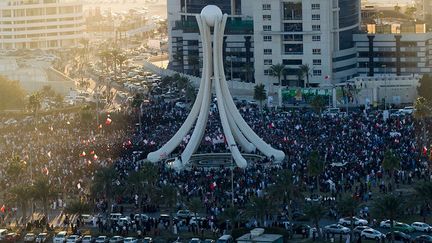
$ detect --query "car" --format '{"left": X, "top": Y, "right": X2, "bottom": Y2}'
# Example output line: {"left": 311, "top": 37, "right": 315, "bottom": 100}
{"left": 412, "top": 222, "right": 432, "bottom": 232}
{"left": 292, "top": 224, "right": 316, "bottom": 235}
{"left": 81, "top": 235, "right": 93, "bottom": 243}
{"left": 353, "top": 226, "right": 371, "bottom": 236}
{"left": 189, "top": 238, "right": 200, "bottom": 243}
{"left": 142, "top": 237, "right": 153, "bottom": 243}
{"left": 36, "top": 233, "right": 48, "bottom": 243}
{"left": 385, "top": 231, "right": 412, "bottom": 243}
{"left": 81, "top": 214, "right": 93, "bottom": 225}
{"left": 394, "top": 222, "right": 415, "bottom": 233}
{"left": 176, "top": 210, "right": 192, "bottom": 219}
{"left": 398, "top": 106, "right": 415, "bottom": 114}
{"left": 203, "top": 240, "right": 214, "bottom": 243}
{"left": 324, "top": 224, "right": 351, "bottom": 234}
{"left": 24, "top": 233, "right": 36, "bottom": 242}
{"left": 305, "top": 194, "right": 322, "bottom": 203}
{"left": 338, "top": 217, "right": 368, "bottom": 226}
{"left": 134, "top": 214, "right": 149, "bottom": 222}
{"left": 109, "top": 236, "right": 123, "bottom": 243}
{"left": 95, "top": 236, "right": 109, "bottom": 243}
{"left": 5, "top": 233, "right": 20, "bottom": 242}
{"left": 380, "top": 220, "right": 400, "bottom": 228}
{"left": 160, "top": 214, "right": 171, "bottom": 223}
{"left": 53, "top": 231, "right": 68, "bottom": 243}
{"left": 216, "top": 235, "right": 233, "bottom": 243}
{"left": 66, "top": 235, "right": 82, "bottom": 243}
{"left": 190, "top": 216, "right": 206, "bottom": 226}
{"left": 360, "top": 229, "right": 385, "bottom": 240}
{"left": 123, "top": 237, "right": 138, "bottom": 243}
{"left": 118, "top": 217, "right": 131, "bottom": 226}
{"left": 175, "top": 102, "right": 186, "bottom": 109}
{"left": 0, "top": 229, "right": 7, "bottom": 240}
{"left": 415, "top": 235, "right": 432, "bottom": 243}
{"left": 109, "top": 213, "right": 122, "bottom": 222}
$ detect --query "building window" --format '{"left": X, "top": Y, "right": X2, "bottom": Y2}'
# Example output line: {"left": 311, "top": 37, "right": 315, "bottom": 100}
{"left": 313, "top": 70, "right": 322, "bottom": 76}
{"left": 313, "top": 59, "right": 322, "bottom": 65}
{"left": 263, "top": 15, "right": 271, "bottom": 21}
{"left": 312, "top": 25, "right": 321, "bottom": 31}
{"left": 262, "top": 4, "right": 271, "bottom": 10}
{"left": 312, "top": 4, "right": 320, "bottom": 10}
{"left": 263, "top": 25, "right": 272, "bottom": 31}
{"left": 263, "top": 35, "right": 272, "bottom": 42}
{"left": 264, "top": 59, "right": 273, "bottom": 65}
{"left": 264, "top": 49, "right": 272, "bottom": 55}
{"left": 264, "top": 69, "right": 271, "bottom": 75}
{"left": 312, "top": 35, "right": 321, "bottom": 42}
{"left": 312, "top": 14, "right": 320, "bottom": 20}
{"left": 313, "top": 48, "right": 321, "bottom": 55}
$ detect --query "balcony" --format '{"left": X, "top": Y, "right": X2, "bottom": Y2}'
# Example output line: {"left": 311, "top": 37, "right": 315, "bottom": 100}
{"left": 174, "top": 19, "right": 253, "bottom": 35}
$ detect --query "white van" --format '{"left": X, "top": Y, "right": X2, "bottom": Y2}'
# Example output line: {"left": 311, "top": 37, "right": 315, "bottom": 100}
{"left": 0, "top": 229, "right": 8, "bottom": 240}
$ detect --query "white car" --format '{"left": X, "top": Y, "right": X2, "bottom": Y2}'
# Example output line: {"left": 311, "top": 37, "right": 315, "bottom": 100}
{"left": 338, "top": 217, "right": 368, "bottom": 226}
{"left": 82, "top": 235, "right": 93, "bottom": 243}
{"left": 124, "top": 237, "right": 138, "bottom": 243}
{"left": 189, "top": 238, "right": 201, "bottom": 243}
{"left": 66, "top": 235, "right": 81, "bottom": 243}
{"left": 361, "top": 229, "right": 385, "bottom": 240}
{"left": 411, "top": 222, "right": 432, "bottom": 232}
{"left": 398, "top": 106, "right": 415, "bottom": 114}
{"left": 380, "top": 220, "right": 401, "bottom": 228}
{"left": 53, "top": 231, "right": 68, "bottom": 243}
{"left": 118, "top": 216, "right": 131, "bottom": 226}
{"left": 324, "top": 224, "right": 351, "bottom": 234}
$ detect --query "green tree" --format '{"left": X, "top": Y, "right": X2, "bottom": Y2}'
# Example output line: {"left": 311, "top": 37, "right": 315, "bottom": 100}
{"left": 405, "top": 6, "right": 417, "bottom": 19}
{"left": 270, "top": 64, "right": 286, "bottom": 87}
{"left": 299, "top": 64, "right": 312, "bottom": 88}
{"left": 159, "top": 185, "right": 177, "bottom": 213}
{"left": 308, "top": 150, "right": 324, "bottom": 193}
{"left": 372, "top": 194, "right": 405, "bottom": 243}
{"left": 31, "top": 177, "right": 57, "bottom": 218}
{"left": 91, "top": 166, "right": 117, "bottom": 213}
{"left": 187, "top": 197, "right": 203, "bottom": 231}
{"left": 382, "top": 149, "right": 400, "bottom": 189}
{"left": 6, "top": 155, "right": 27, "bottom": 183}
{"left": 64, "top": 200, "right": 91, "bottom": 215}
{"left": 304, "top": 203, "right": 326, "bottom": 239}
{"left": 28, "top": 92, "right": 42, "bottom": 116}
{"left": 188, "top": 56, "right": 200, "bottom": 76}
{"left": 414, "top": 97, "right": 431, "bottom": 145}
{"left": 185, "top": 83, "right": 197, "bottom": 103}
{"left": 338, "top": 196, "right": 361, "bottom": 239}
{"left": 414, "top": 181, "right": 432, "bottom": 205}
{"left": 40, "top": 85, "right": 56, "bottom": 98}
{"left": 0, "top": 76, "right": 26, "bottom": 111}
{"left": 7, "top": 184, "right": 31, "bottom": 221}
{"left": 254, "top": 84, "right": 267, "bottom": 110}
{"left": 417, "top": 74, "right": 432, "bottom": 102}
{"left": 116, "top": 53, "right": 128, "bottom": 78}
{"left": 310, "top": 95, "right": 327, "bottom": 115}
{"left": 221, "top": 206, "right": 244, "bottom": 230}
{"left": 245, "top": 196, "right": 275, "bottom": 227}
{"left": 394, "top": 5, "right": 401, "bottom": 13}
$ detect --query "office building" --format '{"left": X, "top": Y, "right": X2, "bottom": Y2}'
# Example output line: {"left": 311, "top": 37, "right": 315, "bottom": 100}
{"left": 0, "top": 0, "right": 84, "bottom": 50}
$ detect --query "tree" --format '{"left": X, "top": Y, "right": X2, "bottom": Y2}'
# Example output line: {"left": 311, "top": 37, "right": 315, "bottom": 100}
{"left": 188, "top": 56, "right": 200, "bottom": 76}
{"left": 31, "top": 177, "right": 57, "bottom": 218}
{"left": 372, "top": 194, "right": 405, "bottom": 243}
{"left": 0, "top": 75, "right": 25, "bottom": 111}
{"left": 308, "top": 150, "right": 324, "bottom": 193}
{"left": 242, "top": 63, "right": 254, "bottom": 83}
{"left": 40, "top": 85, "right": 56, "bottom": 99}
{"left": 270, "top": 64, "right": 286, "bottom": 87}
{"left": 91, "top": 166, "right": 117, "bottom": 213}
{"left": 296, "top": 70, "right": 303, "bottom": 87}
{"left": 382, "top": 149, "right": 400, "bottom": 189}
{"left": 414, "top": 181, "right": 432, "bottom": 205}
{"left": 28, "top": 92, "right": 42, "bottom": 116}
{"left": 110, "top": 49, "right": 121, "bottom": 81}
{"left": 414, "top": 97, "right": 431, "bottom": 146}
{"left": 394, "top": 5, "right": 401, "bottom": 13}
{"left": 405, "top": 6, "right": 417, "bottom": 19}
{"left": 310, "top": 95, "right": 327, "bottom": 115}
{"left": 338, "top": 196, "right": 361, "bottom": 239}
{"left": 418, "top": 74, "right": 432, "bottom": 102}
{"left": 64, "top": 200, "right": 91, "bottom": 215}
{"left": 245, "top": 196, "right": 275, "bottom": 227}
{"left": 304, "top": 203, "right": 326, "bottom": 239}
{"left": 81, "top": 105, "right": 93, "bottom": 125}
{"left": 116, "top": 53, "right": 128, "bottom": 78}
{"left": 187, "top": 197, "right": 203, "bottom": 231}
{"left": 159, "top": 185, "right": 177, "bottom": 212}
{"left": 299, "top": 64, "right": 312, "bottom": 88}
{"left": 254, "top": 84, "right": 267, "bottom": 110}
{"left": 185, "top": 83, "right": 197, "bottom": 103}
{"left": 221, "top": 206, "right": 244, "bottom": 230}
{"left": 6, "top": 155, "right": 27, "bottom": 184}
{"left": 7, "top": 185, "right": 31, "bottom": 222}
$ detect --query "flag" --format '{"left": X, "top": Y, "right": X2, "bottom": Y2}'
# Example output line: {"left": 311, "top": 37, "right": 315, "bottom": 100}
{"left": 93, "top": 154, "right": 98, "bottom": 160}
{"left": 105, "top": 117, "right": 112, "bottom": 125}
{"left": 0, "top": 205, "right": 5, "bottom": 213}
{"left": 423, "top": 146, "right": 428, "bottom": 156}
{"left": 210, "top": 182, "right": 216, "bottom": 191}
{"left": 79, "top": 151, "right": 86, "bottom": 157}
{"left": 90, "top": 150, "right": 95, "bottom": 155}
{"left": 43, "top": 167, "right": 49, "bottom": 175}
{"left": 98, "top": 124, "right": 103, "bottom": 129}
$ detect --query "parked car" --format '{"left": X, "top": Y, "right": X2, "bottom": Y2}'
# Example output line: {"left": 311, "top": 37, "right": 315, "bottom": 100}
{"left": 415, "top": 235, "right": 432, "bottom": 243}
{"left": 81, "top": 214, "right": 93, "bottom": 225}
{"left": 398, "top": 106, "right": 415, "bottom": 114}
{"left": 203, "top": 240, "right": 214, "bottom": 243}
{"left": 380, "top": 220, "right": 400, "bottom": 228}
{"left": 292, "top": 224, "right": 315, "bottom": 235}
{"left": 360, "top": 229, "right": 385, "bottom": 240}
{"left": 53, "top": 231, "right": 68, "bottom": 243}
{"left": 412, "top": 222, "right": 432, "bottom": 232}
{"left": 109, "top": 213, "right": 122, "bottom": 222}
{"left": 142, "top": 237, "right": 153, "bottom": 243}
{"left": 5, "top": 233, "right": 20, "bottom": 242}
{"left": 0, "top": 229, "right": 8, "bottom": 240}
{"left": 324, "top": 224, "right": 351, "bottom": 234}
{"left": 123, "top": 237, "right": 138, "bottom": 243}
{"left": 338, "top": 217, "right": 368, "bottom": 226}
{"left": 385, "top": 231, "right": 411, "bottom": 243}
{"left": 134, "top": 214, "right": 149, "bottom": 222}
{"left": 81, "top": 235, "right": 93, "bottom": 243}
{"left": 118, "top": 217, "right": 131, "bottom": 227}
{"left": 189, "top": 238, "right": 200, "bottom": 243}
{"left": 24, "top": 233, "right": 36, "bottom": 242}
{"left": 109, "top": 236, "right": 123, "bottom": 243}
{"left": 95, "top": 236, "right": 109, "bottom": 243}
{"left": 353, "top": 226, "right": 371, "bottom": 236}
{"left": 216, "top": 235, "right": 233, "bottom": 243}
{"left": 394, "top": 222, "right": 416, "bottom": 233}
{"left": 176, "top": 210, "right": 191, "bottom": 219}
{"left": 66, "top": 235, "right": 82, "bottom": 243}
{"left": 160, "top": 214, "right": 171, "bottom": 223}
{"left": 35, "top": 233, "right": 48, "bottom": 243}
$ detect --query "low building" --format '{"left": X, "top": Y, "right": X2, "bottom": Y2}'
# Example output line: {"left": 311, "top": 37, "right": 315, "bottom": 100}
{"left": 236, "top": 228, "right": 283, "bottom": 243}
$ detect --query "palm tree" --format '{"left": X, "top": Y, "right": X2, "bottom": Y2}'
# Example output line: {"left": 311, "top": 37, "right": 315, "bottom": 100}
{"left": 177, "top": 75, "right": 190, "bottom": 91}
{"left": 405, "top": 6, "right": 417, "bottom": 20}
{"left": 296, "top": 70, "right": 304, "bottom": 87}
{"left": 91, "top": 166, "right": 117, "bottom": 213}
{"left": 304, "top": 203, "right": 326, "bottom": 239}
{"left": 6, "top": 155, "right": 27, "bottom": 183}
{"left": 254, "top": 84, "right": 267, "bottom": 123}
{"left": 159, "top": 185, "right": 177, "bottom": 213}
{"left": 270, "top": 63, "right": 286, "bottom": 87}
{"left": 382, "top": 149, "right": 400, "bottom": 190}
{"left": 28, "top": 92, "right": 42, "bottom": 116}
{"left": 338, "top": 195, "right": 361, "bottom": 239}
{"left": 116, "top": 54, "right": 128, "bottom": 79}
{"left": 299, "top": 64, "right": 312, "bottom": 88}
{"left": 185, "top": 83, "right": 197, "bottom": 103}
{"left": 98, "top": 49, "right": 112, "bottom": 74}
{"left": 372, "top": 194, "right": 405, "bottom": 243}
{"left": 188, "top": 56, "right": 200, "bottom": 76}
{"left": 245, "top": 196, "right": 275, "bottom": 227}
{"left": 394, "top": 5, "right": 401, "bottom": 13}
{"left": 308, "top": 150, "right": 324, "bottom": 193}
{"left": 414, "top": 97, "right": 431, "bottom": 146}
{"left": 8, "top": 184, "right": 31, "bottom": 222}
{"left": 187, "top": 197, "right": 203, "bottom": 231}
{"left": 110, "top": 49, "right": 121, "bottom": 81}
{"left": 221, "top": 206, "right": 244, "bottom": 230}
{"left": 242, "top": 63, "right": 254, "bottom": 83}
{"left": 31, "top": 177, "right": 57, "bottom": 219}
{"left": 310, "top": 95, "right": 327, "bottom": 115}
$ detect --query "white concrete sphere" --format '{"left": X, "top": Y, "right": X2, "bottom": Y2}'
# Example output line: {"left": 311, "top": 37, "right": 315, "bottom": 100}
{"left": 200, "top": 5, "right": 222, "bottom": 27}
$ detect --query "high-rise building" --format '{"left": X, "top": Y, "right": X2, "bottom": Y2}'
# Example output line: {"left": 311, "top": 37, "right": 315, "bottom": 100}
{"left": 0, "top": 0, "right": 84, "bottom": 50}
{"left": 168, "top": 0, "right": 361, "bottom": 87}
{"left": 416, "top": 0, "right": 432, "bottom": 21}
